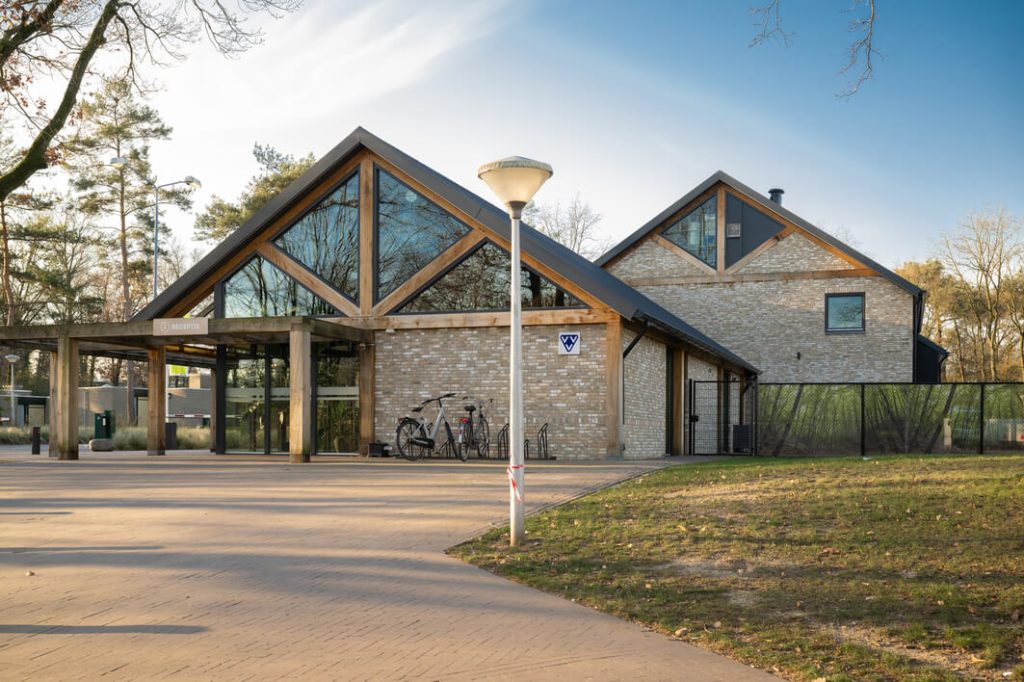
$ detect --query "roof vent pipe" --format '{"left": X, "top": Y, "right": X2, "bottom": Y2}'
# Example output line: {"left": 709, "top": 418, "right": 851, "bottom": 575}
{"left": 768, "top": 188, "right": 784, "bottom": 205}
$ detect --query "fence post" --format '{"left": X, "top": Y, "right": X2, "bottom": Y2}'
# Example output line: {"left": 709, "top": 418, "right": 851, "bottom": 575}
{"left": 860, "top": 383, "right": 866, "bottom": 457}
{"left": 979, "top": 383, "right": 985, "bottom": 455}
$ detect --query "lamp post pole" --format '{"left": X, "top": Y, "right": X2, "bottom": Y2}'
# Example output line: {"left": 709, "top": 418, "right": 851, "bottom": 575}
{"left": 5, "top": 353, "right": 18, "bottom": 427}
{"left": 150, "top": 176, "right": 201, "bottom": 299}
{"left": 478, "top": 156, "right": 553, "bottom": 547}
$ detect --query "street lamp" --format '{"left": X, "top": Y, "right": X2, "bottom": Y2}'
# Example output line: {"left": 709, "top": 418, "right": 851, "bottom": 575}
{"left": 478, "top": 156, "right": 553, "bottom": 547}
{"left": 4, "top": 353, "right": 18, "bottom": 427}
{"left": 108, "top": 157, "right": 201, "bottom": 299}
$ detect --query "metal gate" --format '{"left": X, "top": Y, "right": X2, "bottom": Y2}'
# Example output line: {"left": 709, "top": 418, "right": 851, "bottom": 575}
{"left": 687, "top": 379, "right": 758, "bottom": 455}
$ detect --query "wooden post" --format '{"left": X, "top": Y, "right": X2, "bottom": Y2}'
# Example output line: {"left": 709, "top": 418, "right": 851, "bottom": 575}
{"left": 288, "top": 326, "right": 312, "bottom": 463}
{"left": 147, "top": 347, "right": 166, "bottom": 456}
{"left": 605, "top": 319, "right": 622, "bottom": 458}
{"left": 359, "top": 157, "right": 374, "bottom": 316}
{"left": 358, "top": 338, "right": 375, "bottom": 455}
{"left": 54, "top": 335, "right": 79, "bottom": 460}
{"left": 208, "top": 365, "right": 218, "bottom": 453}
{"left": 48, "top": 350, "right": 59, "bottom": 458}
{"left": 671, "top": 348, "right": 684, "bottom": 455}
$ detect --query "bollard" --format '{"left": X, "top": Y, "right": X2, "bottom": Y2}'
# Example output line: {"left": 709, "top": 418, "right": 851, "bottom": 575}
{"left": 30, "top": 426, "right": 41, "bottom": 455}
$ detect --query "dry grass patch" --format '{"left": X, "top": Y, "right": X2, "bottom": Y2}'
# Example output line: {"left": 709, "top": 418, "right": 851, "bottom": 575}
{"left": 452, "top": 456, "right": 1024, "bottom": 681}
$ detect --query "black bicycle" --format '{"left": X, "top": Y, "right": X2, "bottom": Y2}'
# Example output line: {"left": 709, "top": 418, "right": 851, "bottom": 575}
{"left": 457, "top": 396, "right": 491, "bottom": 458}
{"left": 395, "top": 392, "right": 467, "bottom": 461}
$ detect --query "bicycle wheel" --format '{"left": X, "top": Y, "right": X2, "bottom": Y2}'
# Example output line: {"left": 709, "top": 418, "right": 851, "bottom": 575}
{"left": 476, "top": 417, "right": 490, "bottom": 458}
{"left": 396, "top": 418, "right": 426, "bottom": 461}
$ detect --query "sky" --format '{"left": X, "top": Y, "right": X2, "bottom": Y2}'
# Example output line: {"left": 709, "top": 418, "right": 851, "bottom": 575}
{"left": 143, "top": 0, "right": 1024, "bottom": 268}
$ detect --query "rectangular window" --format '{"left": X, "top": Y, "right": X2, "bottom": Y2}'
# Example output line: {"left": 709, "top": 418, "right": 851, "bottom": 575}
{"left": 825, "top": 293, "right": 865, "bottom": 333}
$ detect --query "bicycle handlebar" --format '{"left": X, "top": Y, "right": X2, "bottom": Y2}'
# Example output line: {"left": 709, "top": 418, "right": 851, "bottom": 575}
{"left": 420, "top": 392, "right": 458, "bottom": 405}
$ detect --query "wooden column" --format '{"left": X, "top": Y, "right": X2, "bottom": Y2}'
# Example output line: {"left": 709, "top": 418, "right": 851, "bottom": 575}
{"left": 288, "top": 326, "right": 312, "bottom": 463}
{"left": 208, "top": 365, "right": 218, "bottom": 453}
{"left": 54, "top": 335, "right": 79, "bottom": 460}
{"left": 671, "top": 348, "right": 684, "bottom": 455}
{"left": 605, "top": 319, "right": 622, "bottom": 458}
{"left": 48, "top": 350, "right": 58, "bottom": 458}
{"left": 682, "top": 352, "right": 690, "bottom": 455}
{"left": 147, "top": 347, "right": 166, "bottom": 456}
{"left": 359, "top": 157, "right": 375, "bottom": 316}
{"left": 358, "top": 339, "right": 375, "bottom": 455}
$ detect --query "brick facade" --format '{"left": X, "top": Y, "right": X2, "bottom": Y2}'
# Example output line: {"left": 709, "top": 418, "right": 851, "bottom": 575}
{"left": 374, "top": 324, "right": 609, "bottom": 459}
{"left": 622, "top": 331, "right": 668, "bottom": 459}
{"left": 610, "top": 233, "right": 915, "bottom": 383}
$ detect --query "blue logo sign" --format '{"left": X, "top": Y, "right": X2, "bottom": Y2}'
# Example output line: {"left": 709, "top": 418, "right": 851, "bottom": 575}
{"left": 558, "top": 332, "right": 580, "bottom": 355}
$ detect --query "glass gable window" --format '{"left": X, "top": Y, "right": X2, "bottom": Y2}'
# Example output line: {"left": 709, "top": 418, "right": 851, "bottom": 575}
{"left": 375, "top": 168, "right": 471, "bottom": 301}
{"left": 222, "top": 256, "right": 339, "bottom": 318}
{"left": 274, "top": 171, "right": 360, "bottom": 301}
{"left": 661, "top": 196, "right": 717, "bottom": 267}
{"left": 398, "top": 242, "right": 583, "bottom": 313}
{"left": 826, "top": 293, "right": 865, "bottom": 332}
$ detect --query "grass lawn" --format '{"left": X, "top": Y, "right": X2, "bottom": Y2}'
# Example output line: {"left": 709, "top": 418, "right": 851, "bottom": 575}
{"left": 452, "top": 456, "right": 1024, "bottom": 681}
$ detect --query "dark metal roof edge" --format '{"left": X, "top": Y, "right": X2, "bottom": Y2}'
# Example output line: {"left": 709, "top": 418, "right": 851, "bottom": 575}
{"left": 916, "top": 333, "right": 949, "bottom": 358}
{"left": 594, "top": 171, "right": 724, "bottom": 267}
{"left": 595, "top": 170, "right": 922, "bottom": 298}
{"left": 134, "top": 127, "right": 375, "bottom": 321}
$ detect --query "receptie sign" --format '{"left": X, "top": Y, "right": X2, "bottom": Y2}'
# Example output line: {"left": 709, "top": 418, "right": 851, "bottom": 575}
{"left": 558, "top": 331, "right": 581, "bottom": 355}
{"left": 154, "top": 317, "right": 209, "bottom": 336}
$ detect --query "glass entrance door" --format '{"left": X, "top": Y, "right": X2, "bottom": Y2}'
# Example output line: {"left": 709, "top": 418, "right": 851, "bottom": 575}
{"left": 315, "top": 343, "right": 359, "bottom": 454}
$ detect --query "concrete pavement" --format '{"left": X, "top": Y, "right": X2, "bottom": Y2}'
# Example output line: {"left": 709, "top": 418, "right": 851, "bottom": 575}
{"left": 0, "top": 451, "right": 776, "bottom": 681}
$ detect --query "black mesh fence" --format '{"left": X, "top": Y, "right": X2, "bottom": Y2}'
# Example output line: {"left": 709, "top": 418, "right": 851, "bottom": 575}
{"left": 757, "top": 383, "right": 1024, "bottom": 456}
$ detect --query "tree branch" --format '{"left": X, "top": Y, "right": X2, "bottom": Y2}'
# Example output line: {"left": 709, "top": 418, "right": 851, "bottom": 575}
{"left": 0, "top": 1, "right": 120, "bottom": 203}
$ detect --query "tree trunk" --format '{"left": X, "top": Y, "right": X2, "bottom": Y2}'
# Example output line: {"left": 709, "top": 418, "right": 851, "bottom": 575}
{"left": 772, "top": 384, "right": 803, "bottom": 456}
{"left": 0, "top": 200, "right": 14, "bottom": 326}
{"left": 118, "top": 166, "right": 137, "bottom": 425}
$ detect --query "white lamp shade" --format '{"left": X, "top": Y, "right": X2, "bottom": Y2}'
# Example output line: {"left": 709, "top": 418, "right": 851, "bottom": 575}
{"left": 4, "top": 354, "right": 18, "bottom": 363}
{"left": 110, "top": 156, "right": 128, "bottom": 170}
{"left": 184, "top": 175, "right": 202, "bottom": 189}
{"left": 477, "top": 156, "right": 553, "bottom": 208}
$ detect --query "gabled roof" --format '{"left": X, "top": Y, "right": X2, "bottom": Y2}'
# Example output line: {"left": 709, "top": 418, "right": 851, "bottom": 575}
{"left": 595, "top": 170, "right": 923, "bottom": 298}
{"left": 135, "top": 128, "right": 757, "bottom": 373}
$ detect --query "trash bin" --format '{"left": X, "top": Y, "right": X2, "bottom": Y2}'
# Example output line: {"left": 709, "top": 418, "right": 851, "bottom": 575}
{"left": 165, "top": 421, "right": 178, "bottom": 450}
{"left": 94, "top": 412, "right": 113, "bottom": 439}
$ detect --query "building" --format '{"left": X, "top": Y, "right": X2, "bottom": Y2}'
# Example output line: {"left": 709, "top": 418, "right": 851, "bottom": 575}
{"left": 597, "top": 172, "right": 948, "bottom": 383}
{"left": 0, "top": 128, "right": 757, "bottom": 461}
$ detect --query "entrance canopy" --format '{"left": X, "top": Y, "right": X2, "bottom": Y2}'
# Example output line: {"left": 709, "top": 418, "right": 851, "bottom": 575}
{"left": 0, "top": 317, "right": 370, "bottom": 368}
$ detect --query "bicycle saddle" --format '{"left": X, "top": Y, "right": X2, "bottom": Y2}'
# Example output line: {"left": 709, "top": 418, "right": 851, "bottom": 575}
{"left": 464, "top": 405, "right": 476, "bottom": 412}
{"left": 411, "top": 406, "right": 424, "bottom": 413}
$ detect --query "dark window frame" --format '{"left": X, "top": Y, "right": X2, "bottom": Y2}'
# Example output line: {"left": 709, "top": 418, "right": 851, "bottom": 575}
{"left": 270, "top": 168, "right": 361, "bottom": 305}
{"left": 825, "top": 292, "right": 866, "bottom": 334}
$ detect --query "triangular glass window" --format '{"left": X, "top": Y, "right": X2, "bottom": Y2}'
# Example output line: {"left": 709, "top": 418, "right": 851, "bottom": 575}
{"left": 397, "top": 242, "right": 585, "bottom": 313}
{"left": 661, "top": 196, "right": 716, "bottom": 267}
{"left": 222, "top": 256, "right": 340, "bottom": 318}
{"left": 375, "top": 168, "right": 471, "bottom": 301}
{"left": 274, "top": 171, "right": 360, "bottom": 301}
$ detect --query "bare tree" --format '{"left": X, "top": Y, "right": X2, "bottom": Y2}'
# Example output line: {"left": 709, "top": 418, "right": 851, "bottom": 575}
{"left": 0, "top": 0, "right": 302, "bottom": 203}
{"left": 523, "top": 193, "right": 611, "bottom": 261}
{"left": 750, "top": 0, "right": 879, "bottom": 98}
{"left": 943, "top": 210, "right": 1022, "bottom": 381}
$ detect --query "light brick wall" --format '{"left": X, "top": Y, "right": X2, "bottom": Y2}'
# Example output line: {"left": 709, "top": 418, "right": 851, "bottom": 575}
{"left": 374, "top": 324, "right": 608, "bottom": 459}
{"left": 622, "top": 331, "right": 667, "bottom": 459}
{"left": 610, "top": 233, "right": 915, "bottom": 383}
{"left": 608, "top": 239, "right": 708, "bottom": 279}
{"left": 742, "top": 232, "right": 854, "bottom": 273}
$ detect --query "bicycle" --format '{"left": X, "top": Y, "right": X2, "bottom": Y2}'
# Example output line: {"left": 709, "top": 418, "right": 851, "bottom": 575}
{"left": 395, "top": 392, "right": 468, "bottom": 462}
{"left": 457, "top": 396, "right": 492, "bottom": 458}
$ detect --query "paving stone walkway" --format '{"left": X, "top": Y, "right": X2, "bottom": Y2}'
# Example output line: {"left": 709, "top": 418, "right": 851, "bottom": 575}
{"left": 0, "top": 451, "right": 776, "bottom": 681}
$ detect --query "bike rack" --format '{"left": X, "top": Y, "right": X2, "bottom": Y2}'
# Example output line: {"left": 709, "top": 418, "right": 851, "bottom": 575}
{"left": 497, "top": 423, "right": 550, "bottom": 460}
